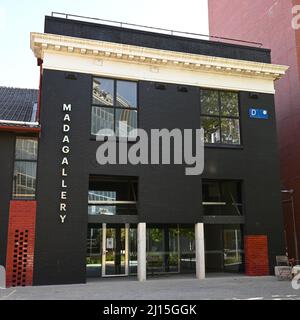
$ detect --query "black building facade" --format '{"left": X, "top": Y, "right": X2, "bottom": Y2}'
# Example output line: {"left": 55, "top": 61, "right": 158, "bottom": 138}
{"left": 0, "top": 15, "right": 288, "bottom": 286}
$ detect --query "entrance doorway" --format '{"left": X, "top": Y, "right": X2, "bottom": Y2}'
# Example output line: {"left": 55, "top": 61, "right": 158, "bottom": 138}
{"left": 102, "top": 223, "right": 129, "bottom": 277}
{"left": 86, "top": 224, "right": 197, "bottom": 278}
{"left": 87, "top": 223, "right": 132, "bottom": 278}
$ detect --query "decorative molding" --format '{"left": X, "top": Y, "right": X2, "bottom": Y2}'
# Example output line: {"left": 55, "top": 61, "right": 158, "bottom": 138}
{"left": 30, "top": 32, "right": 289, "bottom": 93}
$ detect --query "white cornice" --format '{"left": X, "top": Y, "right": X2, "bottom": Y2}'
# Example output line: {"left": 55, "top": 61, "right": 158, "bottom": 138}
{"left": 30, "top": 32, "right": 289, "bottom": 94}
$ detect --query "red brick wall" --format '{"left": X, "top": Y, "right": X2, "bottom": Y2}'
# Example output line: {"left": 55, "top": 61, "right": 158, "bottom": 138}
{"left": 294, "top": 0, "right": 300, "bottom": 85}
{"left": 209, "top": 0, "right": 300, "bottom": 266}
{"left": 244, "top": 235, "right": 269, "bottom": 276}
{"left": 5, "top": 201, "right": 36, "bottom": 287}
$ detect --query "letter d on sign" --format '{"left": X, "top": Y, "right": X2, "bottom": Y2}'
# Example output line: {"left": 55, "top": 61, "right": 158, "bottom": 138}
{"left": 63, "top": 124, "right": 70, "bottom": 132}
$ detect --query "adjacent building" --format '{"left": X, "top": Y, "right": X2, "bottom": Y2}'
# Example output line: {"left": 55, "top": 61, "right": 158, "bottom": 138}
{"left": 0, "top": 13, "right": 288, "bottom": 287}
{"left": 209, "top": 0, "right": 300, "bottom": 263}
{"left": 0, "top": 87, "right": 39, "bottom": 287}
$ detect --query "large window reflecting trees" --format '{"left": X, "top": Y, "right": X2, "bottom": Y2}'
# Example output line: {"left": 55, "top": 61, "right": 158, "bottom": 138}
{"left": 146, "top": 227, "right": 179, "bottom": 274}
{"left": 146, "top": 226, "right": 196, "bottom": 275}
{"left": 179, "top": 228, "right": 196, "bottom": 273}
{"left": 86, "top": 225, "right": 196, "bottom": 278}
{"left": 201, "top": 89, "right": 241, "bottom": 145}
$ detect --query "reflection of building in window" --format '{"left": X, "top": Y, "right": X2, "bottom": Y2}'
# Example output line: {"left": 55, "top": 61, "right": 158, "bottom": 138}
{"left": 14, "top": 171, "right": 36, "bottom": 198}
{"left": 91, "top": 107, "right": 114, "bottom": 135}
{"left": 117, "top": 109, "right": 138, "bottom": 136}
{"left": 89, "top": 190, "right": 117, "bottom": 202}
{"left": 91, "top": 78, "right": 138, "bottom": 137}
{"left": 116, "top": 95, "right": 133, "bottom": 109}
{"left": 88, "top": 191, "right": 117, "bottom": 215}
{"left": 88, "top": 176, "right": 138, "bottom": 216}
{"left": 15, "top": 139, "right": 38, "bottom": 159}
{"left": 93, "top": 79, "right": 114, "bottom": 106}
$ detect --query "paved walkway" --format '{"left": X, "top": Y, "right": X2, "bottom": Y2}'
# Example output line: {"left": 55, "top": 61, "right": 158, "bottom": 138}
{"left": 0, "top": 275, "right": 299, "bottom": 300}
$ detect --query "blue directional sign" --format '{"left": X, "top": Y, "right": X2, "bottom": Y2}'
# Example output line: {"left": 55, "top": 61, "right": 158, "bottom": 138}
{"left": 249, "top": 108, "right": 269, "bottom": 120}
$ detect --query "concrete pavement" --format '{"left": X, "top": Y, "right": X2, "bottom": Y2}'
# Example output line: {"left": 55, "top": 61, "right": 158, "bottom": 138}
{"left": 0, "top": 275, "right": 299, "bottom": 300}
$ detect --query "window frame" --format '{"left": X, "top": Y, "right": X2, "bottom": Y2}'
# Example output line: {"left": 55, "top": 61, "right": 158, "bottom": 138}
{"left": 91, "top": 77, "right": 139, "bottom": 139}
{"left": 88, "top": 176, "right": 138, "bottom": 216}
{"left": 202, "top": 179, "right": 243, "bottom": 217}
{"left": 12, "top": 136, "right": 38, "bottom": 200}
{"left": 200, "top": 89, "right": 242, "bottom": 147}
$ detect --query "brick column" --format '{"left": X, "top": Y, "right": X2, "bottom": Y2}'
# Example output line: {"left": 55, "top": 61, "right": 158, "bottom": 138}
{"left": 244, "top": 235, "right": 269, "bottom": 276}
{"left": 5, "top": 201, "right": 37, "bottom": 287}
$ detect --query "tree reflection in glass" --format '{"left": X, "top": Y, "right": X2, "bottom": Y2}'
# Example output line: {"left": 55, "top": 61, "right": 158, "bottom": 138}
{"left": 201, "top": 89, "right": 240, "bottom": 145}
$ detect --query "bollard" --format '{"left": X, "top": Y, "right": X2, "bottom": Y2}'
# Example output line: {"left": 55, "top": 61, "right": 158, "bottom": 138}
{"left": 0, "top": 266, "right": 6, "bottom": 289}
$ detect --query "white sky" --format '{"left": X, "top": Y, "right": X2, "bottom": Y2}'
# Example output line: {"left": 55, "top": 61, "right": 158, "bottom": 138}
{"left": 0, "top": 0, "right": 209, "bottom": 89}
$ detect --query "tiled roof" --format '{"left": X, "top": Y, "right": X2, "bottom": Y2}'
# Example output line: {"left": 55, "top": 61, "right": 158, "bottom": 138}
{"left": 0, "top": 87, "right": 38, "bottom": 123}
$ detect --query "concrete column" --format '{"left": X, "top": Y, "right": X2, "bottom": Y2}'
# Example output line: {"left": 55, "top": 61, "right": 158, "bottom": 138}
{"left": 138, "top": 222, "right": 147, "bottom": 282}
{"left": 195, "top": 223, "right": 205, "bottom": 280}
{"left": 0, "top": 266, "right": 5, "bottom": 289}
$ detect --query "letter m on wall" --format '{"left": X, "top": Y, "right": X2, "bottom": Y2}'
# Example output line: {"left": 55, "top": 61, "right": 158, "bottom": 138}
{"left": 63, "top": 104, "right": 72, "bottom": 112}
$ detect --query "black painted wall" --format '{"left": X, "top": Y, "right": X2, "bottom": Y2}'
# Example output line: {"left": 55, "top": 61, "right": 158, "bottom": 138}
{"left": 0, "top": 133, "right": 15, "bottom": 267}
{"left": 33, "top": 68, "right": 284, "bottom": 284}
{"left": 44, "top": 16, "right": 271, "bottom": 63}
{"left": 33, "top": 71, "right": 91, "bottom": 285}
{"left": 203, "top": 92, "right": 285, "bottom": 268}
{"left": 88, "top": 80, "right": 202, "bottom": 225}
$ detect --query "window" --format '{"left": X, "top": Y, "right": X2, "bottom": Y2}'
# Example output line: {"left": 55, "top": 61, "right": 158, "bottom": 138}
{"left": 146, "top": 226, "right": 180, "bottom": 274}
{"left": 91, "top": 78, "right": 138, "bottom": 137}
{"left": 223, "top": 225, "right": 243, "bottom": 271}
{"left": 12, "top": 138, "right": 38, "bottom": 199}
{"left": 205, "top": 224, "right": 244, "bottom": 273}
{"left": 201, "top": 89, "right": 241, "bottom": 145}
{"left": 88, "top": 191, "right": 117, "bottom": 216}
{"left": 88, "top": 176, "right": 138, "bottom": 215}
{"left": 202, "top": 180, "right": 242, "bottom": 216}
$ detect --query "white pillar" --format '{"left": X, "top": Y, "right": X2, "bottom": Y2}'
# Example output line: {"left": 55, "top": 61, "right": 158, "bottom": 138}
{"left": 195, "top": 223, "right": 205, "bottom": 280}
{"left": 138, "top": 222, "right": 147, "bottom": 282}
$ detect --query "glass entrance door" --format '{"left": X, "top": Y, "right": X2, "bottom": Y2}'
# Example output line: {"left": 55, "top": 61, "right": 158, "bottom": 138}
{"left": 102, "top": 223, "right": 129, "bottom": 277}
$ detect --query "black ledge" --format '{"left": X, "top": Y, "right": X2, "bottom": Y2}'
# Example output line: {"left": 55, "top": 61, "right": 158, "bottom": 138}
{"left": 44, "top": 16, "right": 271, "bottom": 64}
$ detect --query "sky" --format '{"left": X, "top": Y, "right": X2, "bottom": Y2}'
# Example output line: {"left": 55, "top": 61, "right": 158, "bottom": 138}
{"left": 0, "top": 0, "right": 209, "bottom": 89}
